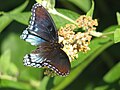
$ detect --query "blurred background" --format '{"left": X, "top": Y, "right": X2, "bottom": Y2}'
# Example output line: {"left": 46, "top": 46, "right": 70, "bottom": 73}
{"left": 0, "top": 0, "right": 120, "bottom": 90}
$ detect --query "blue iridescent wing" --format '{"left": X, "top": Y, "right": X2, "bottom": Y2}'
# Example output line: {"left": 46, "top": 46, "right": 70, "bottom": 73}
{"left": 20, "top": 3, "right": 58, "bottom": 46}
{"left": 23, "top": 42, "right": 71, "bottom": 76}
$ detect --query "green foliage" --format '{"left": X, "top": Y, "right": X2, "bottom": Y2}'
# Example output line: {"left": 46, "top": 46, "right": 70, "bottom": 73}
{"left": 86, "top": 0, "right": 94, "bottom": 17}
{"left": 114, "top": 12, "right": 120, "bottom": 43}
{"left": 68, "top": 0, "right": 91, "bottom": 12}
{"left": 95, "top": 62, "right": 120, "bottom": 90}
{"left": 114, "top": 28, "right": 120, "bottom": 43}
{"left": 0, "top": 50, "right": 11, "bottom": 74}
{"left": 7, "top": 12, "right": 31, "bottom": 25}
{"left": 116, "top": 12, "right": 120, "bottom": 25}
{"left": 0, "top": 0, "right": 29, "bottom": 32}
{"left": 103, "top": 62, "right": 120, "bottom": 83}
{"left": 0, "top": 0, "right": 120, "bottom": 90}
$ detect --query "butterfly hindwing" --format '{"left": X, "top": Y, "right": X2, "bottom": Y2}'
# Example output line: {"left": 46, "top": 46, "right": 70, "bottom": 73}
{"left": 23, "top": 42, "right": 71, "bottom": 76}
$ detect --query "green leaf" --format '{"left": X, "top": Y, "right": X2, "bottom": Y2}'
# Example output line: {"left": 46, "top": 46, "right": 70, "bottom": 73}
{"left": 0, "top": 0, "right": 29, "bottom": 32}
{"left": 114, "top": 28, "right": 120, "bottom": 43}
{"left": 68, "top": 0, "right": 91, "bottom": 12}
{"left": 0, "top": 79, "right": 32, "bottom": 89}
{"left": 7, "top": 63, "right": 19, "bottom": 76}
{"left": 19, "top": 68, "right": 43, "bottom": 81}
{"left": 9, "top": 0, "right": 29, "bottom": 14}
{"left": 0, "top": 15, "right": 12, "bottom": 33}
{"left": 0, "top": 49, "right": 18, "bottom": 76}
{"left": 103, "top": 26, "right": 120, "bottom": 40}
{"left": 86, "top": 0, "right": 94, "bottom": 17}
{"left": 52, "top": 9, "right": 79, "bottom": 28}
{"left": 8, "top": 12, "right": 31, "bottom": 25}
{"left": 94, "top": 85, "right": 109, "bottom": 90}
{"left": 0, "top": 50, "right": 11, "bottom": 74}
{"left": 39, "top": 77, "right": 50, "bottom": 90}
{"left": 116, "top": 12, "right": 120, "bottom": 25}
{"left": 103, "top": 62, "right": 120, "bottom": 83}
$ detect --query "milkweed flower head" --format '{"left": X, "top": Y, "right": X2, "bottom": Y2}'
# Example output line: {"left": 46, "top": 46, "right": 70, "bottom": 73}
{"left": 76, "top": 15, "right": 98, "bottom": 32}
{"left": 58, "top": 15, "right": 98, "bottom": 61}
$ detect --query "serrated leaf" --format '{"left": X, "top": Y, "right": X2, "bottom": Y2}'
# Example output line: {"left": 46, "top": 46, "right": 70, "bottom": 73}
{"left": 0, "top": 50, "right": 11, "bottom": 74}
{"left": 116, "top": 12, "right": 120, "bottom": 25}
{"left": 103, "top": 62, "right": 120, "bottom": 83}
{"left": 86, "top": 0, "right": 94, "bottom": 17}
{"left": 114, "top": 28, "right": 120, "bottom": 43}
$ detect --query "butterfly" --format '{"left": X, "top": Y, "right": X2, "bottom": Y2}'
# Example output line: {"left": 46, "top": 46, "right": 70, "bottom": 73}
{"left": 20, "top": 3, "right": 71, "bottom": 76}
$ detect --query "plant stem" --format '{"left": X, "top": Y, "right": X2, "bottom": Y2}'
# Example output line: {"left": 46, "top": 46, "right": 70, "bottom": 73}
{"left": 0, "top": 74, "right": 17, "bottom": 81}
{"left": 55, "top": 11, "right": 78, "bottom": 25}
{"left": 102, "top": 31, "right": 114, "bottom": 36}
{"left": 49, "top": 9, "right": 78, "bottom": 25}
{"left": 90, "top": 31, "right": 114, "bottom": 37}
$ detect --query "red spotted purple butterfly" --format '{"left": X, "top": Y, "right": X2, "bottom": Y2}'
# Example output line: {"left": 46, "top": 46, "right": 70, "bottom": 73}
{"left": 20, "top": 3, "right": 71, "bottom": 76}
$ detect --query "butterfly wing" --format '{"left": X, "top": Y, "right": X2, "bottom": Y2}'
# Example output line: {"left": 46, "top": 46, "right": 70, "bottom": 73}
{"left": 23, "top": 42, "right": 71, "bottom": 76}
{"left": 20, "top": 3, "right": 58, "bottom": 46}
{"left": 21, "top": 3, "right": 71, "bottom": 76}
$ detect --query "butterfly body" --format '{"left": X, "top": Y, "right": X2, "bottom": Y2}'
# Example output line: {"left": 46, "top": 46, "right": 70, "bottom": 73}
{"left": 21, "top": 3, "right": 71, "bottom": 76}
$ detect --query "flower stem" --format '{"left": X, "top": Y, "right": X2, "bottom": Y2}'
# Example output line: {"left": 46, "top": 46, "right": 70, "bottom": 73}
{"left": 90, "top": 31, "right": 115, "bottom": 37}
{"left": 55, "top": 11, "right": 78, "bottom": 25}
{"left": 102, "top": 31, "right": 114, "bottom": 36}
{"left": 49, "top": 9, "right": 78, "bottom": 25}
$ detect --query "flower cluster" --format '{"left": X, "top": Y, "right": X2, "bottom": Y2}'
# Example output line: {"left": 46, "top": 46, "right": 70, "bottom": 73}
{"left": 58, "top": 15, "right": 98, "bottom": 61}
{"left": 76, "top": 15, "right": 98, "bottom": 32}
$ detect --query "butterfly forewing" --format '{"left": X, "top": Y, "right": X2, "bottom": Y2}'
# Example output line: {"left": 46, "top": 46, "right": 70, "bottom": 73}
{"left": 21, "top": 29, "right": 45, "bottom": 46}
{"left": 21, "top": 3, "right": 58, "bottom": 46}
